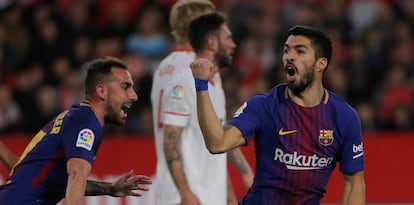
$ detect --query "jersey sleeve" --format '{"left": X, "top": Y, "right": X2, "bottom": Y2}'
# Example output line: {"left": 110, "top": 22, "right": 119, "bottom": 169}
{"left": 339, "top": 107, "right": 365, "bottom": 174}
{"left": 228, "top": 96, "right": 262, "bottom": 143}
{"left": 162, "top": 69, "right": 194, "bottom": 127}
{"left": 62, "top": 117, "right": 101, "bottom": 165}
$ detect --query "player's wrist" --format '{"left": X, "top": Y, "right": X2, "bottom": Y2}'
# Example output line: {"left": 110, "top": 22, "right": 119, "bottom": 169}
{"left": 108, "top": 182, "right": 118, "bottom": 196}
{"left": 194, "top": 78, "right": 208, "bottom": 91}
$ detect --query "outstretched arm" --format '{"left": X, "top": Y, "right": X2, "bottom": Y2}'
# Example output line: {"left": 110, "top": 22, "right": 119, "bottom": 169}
{"left": 0, "top": 141, "right": 18, "bottom": 171}
{"left": 190, "top": 59, "right": 246, "bottom": 154}
{"left": 66, "top": 158, "right": 152, "bottom": 205}
{"left": 342, "top": 171, "right": 365, "bottom": 205}
{"left": 85, "top": 170, "right": 152, "bottom": 197}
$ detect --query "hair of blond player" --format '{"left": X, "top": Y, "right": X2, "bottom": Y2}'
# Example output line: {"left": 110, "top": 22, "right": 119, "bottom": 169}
{"left": 170, "top": 0, "right": 216, "bottom": 44}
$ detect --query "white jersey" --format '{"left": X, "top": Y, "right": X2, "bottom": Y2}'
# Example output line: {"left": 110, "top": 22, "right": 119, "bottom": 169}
{"left": 151, "top": 50, "right": 227, "bottom": 205}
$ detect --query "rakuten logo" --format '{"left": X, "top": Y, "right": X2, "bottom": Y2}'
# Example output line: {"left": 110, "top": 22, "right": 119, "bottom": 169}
{"left": 274, "top": 148, "right": 334, "bottom": 170}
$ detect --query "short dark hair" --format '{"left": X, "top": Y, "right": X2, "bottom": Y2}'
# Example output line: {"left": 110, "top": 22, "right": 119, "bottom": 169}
{"left": 287, "top": 25, "right": 332, "bottom": 67}
{"left": 188, "top": 12, "right": 226, "bottom": 53}
{"left": 84, "top": 57, "right": 128, "bottom": 98}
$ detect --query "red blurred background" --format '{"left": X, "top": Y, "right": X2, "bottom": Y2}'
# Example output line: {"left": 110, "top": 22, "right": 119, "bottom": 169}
{"left": 1, "top": 132, "right": 414, "bottom": 204}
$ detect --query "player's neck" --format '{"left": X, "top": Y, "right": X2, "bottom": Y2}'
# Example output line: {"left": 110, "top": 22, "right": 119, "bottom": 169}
{"left": 195, "top": 49, "right": 214, "bottom": 62}
{"left": 288, "top": 82, "right": 324, "bottom": 107}
{"left": 174, "top": 41, "right": 193, "bottom": 50}
{"left": 85, "top": 100, "right": 105, "bottom": 127}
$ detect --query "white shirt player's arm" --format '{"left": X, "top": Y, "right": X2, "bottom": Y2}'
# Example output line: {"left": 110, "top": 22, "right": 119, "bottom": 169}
{"left": 227, "top": 147, "right": 254, "bottom": 188}
{"left": 163, "top": 124, "right": 201, "bottom": 204}
{"left": 157, "top": 65, "right": 199, "bottom": 199}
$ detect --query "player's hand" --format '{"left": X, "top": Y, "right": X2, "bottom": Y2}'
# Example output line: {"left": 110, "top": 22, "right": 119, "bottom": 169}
{"left": 190, "top": 58, "right": 215, "bottom": 80}
{"left": 110, "top": 170, "right": 152, "bottom": 197}
{"left": 180, "top": 191, "right": 201, "bottom": 205}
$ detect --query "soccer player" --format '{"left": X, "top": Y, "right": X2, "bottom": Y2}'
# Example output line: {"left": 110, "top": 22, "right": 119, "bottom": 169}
{"left": 0, "top": 57, "right": 152, "bottom": 205}
{"left": 151, "top": 1, "right": 253, "bottom": 204}
{"left": 190, "top": 25, "right": 366, "bottom": 205}
{"left": 0, "top": 141, "right": 18, "bottom": 171}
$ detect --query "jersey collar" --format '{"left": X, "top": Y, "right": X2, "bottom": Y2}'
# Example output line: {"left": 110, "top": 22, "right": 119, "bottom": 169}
{"left": 284, "top": 87, "right": 329, "bottom": 105}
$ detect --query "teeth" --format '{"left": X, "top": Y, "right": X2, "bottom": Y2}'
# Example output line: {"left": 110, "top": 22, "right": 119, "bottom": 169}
{"left": 121, "top": 106, "right": 128, "bottom": 114}
{"left": 286, "top": 65, "right": 295, "bottom": 76}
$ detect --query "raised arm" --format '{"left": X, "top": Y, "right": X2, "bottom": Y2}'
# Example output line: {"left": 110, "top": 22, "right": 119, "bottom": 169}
{"left": 190, "top": 59, "right": 246, "bottom": 153}
{"left": 342, "top": 171, "right": 365, "bottom": 205}
{"left": 0, "top": 141, "right": 18, "bottom": 171}
{"left": 164, "top": 124, "right": 201, "bottom": 205}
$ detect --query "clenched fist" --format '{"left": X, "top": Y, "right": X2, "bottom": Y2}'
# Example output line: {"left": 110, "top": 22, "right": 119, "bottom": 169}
{"left": 190, "top": 58, "right": 216, "bottom": 80}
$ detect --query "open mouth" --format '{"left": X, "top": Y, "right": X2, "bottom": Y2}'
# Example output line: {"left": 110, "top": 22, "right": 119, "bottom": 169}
{"left": 286, "top": 63, "right": 296, "bottom": 76}
{"left": 285, "top": 63, "right": 297, "bottom": 82}
{"left": 287, "top": 67, "right": 295, "bottom": 76}
{"left": 121, "top": 105, "right": 131, "bottom": 117}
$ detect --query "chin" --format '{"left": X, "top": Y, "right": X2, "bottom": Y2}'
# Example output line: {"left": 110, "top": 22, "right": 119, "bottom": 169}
{"left": 287, "top": 81, "right": 295, "bottom": 87}
{"left": 104, "top": 117, "right": 125, "bottom": 125}
{"left": 114, "top": 118, "right": 126, "bottom": 125}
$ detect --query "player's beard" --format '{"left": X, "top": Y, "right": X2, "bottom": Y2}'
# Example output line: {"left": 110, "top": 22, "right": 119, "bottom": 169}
{"left": 287, "top": 62, "right": 315, "bottom": 96}
{"left": 104, "top": 99, "right": 124, "bottom": 125}
{"left": 214, "top": 42, "right": 232, "bottom": 69}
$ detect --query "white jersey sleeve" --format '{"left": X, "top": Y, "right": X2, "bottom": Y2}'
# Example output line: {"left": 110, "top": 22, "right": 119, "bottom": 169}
{"left": 162, "top": 68, "right": 195, "bottom": 127}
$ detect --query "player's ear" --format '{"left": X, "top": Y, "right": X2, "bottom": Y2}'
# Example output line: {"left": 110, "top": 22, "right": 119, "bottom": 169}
{"left": 207, "top": 35, "right": 218, "bottom": 52}
{"left": 96, "top": 84, "right": 107, "bottom": 100}
{"left": 316, "top": 57, "right": 328, "bottom": 72}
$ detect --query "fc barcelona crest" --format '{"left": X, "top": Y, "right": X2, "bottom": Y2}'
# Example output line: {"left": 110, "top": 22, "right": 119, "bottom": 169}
{"left": 318, "top": 129, "right": 334, "bottom": 146}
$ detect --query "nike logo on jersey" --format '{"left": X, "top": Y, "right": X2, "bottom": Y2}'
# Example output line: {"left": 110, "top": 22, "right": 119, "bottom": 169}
{"left": 279, "top": 128, "right": 297, "bottom": 136}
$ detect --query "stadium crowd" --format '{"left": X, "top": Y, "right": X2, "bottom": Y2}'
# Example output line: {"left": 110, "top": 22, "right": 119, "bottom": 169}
{"left": 0, "top": 0, "right": 413, "bottom": 136}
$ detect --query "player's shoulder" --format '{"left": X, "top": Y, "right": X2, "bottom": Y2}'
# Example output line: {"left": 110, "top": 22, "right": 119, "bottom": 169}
{"left": 154, "top": 51, "right": 194, "bottom": 80}
{"left": 252, "top": 84, "right": 286, "bottom": 102}
{"left": 244, "top": 84, "right": 285, "bottom": 108}
{"left": 65, "top": 103, "right": 100, "bottom": 127}
{"left": 39, "top": 103, "right": 101, "bottom": 138}
{"left": 158, "top": 51, "right": 194, "bottom": 69}
{"left": 69, "top": 102, "right": 93, "bottom": 115}
{"left": 326, "top": 90, "right": 359, "bottom": 118}
{"left": 326, "top": 90, "right": 354, "bottom": 109}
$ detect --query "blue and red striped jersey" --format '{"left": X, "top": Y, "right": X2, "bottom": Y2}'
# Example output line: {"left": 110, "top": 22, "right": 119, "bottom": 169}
{"left": 0, "top": 102, "right": 102, "bottom": 205}
{"left": 229, "top": 84, "right": 364, "bottom": 205}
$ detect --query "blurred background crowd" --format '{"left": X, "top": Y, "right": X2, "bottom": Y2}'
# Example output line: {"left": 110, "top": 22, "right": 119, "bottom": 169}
{"left": 0, "top": 0, "right": 413, "bottom": 136}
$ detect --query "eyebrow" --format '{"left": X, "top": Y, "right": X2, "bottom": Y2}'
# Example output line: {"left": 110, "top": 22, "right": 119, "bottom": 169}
{"left": 284, "top": 44, "right": 309, "bottom": 50}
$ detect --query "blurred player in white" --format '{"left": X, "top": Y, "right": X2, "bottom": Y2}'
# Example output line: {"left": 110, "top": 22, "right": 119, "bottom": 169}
{"left": 151, "top": 1, "right": 253, "bottom": 204}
